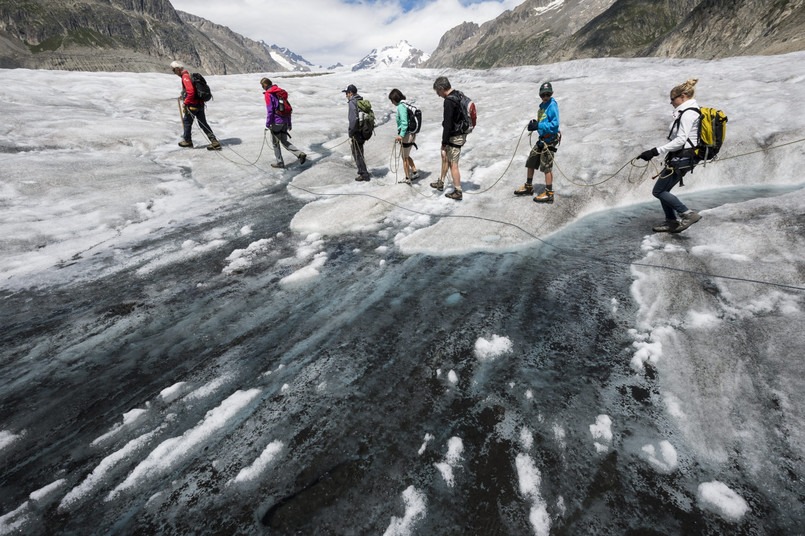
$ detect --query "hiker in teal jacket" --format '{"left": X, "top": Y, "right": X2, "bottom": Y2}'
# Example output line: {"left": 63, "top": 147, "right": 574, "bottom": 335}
{"left": 515, "top": 82, "right": 560, "bottom": 203}
{"left": 389, "top": 88, "right": 419, "bottom": 183}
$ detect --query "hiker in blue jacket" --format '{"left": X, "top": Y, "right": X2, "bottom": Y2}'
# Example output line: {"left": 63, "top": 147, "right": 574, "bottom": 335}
{"left": 637, "top": 78, "right": 702, "bottom": 233}
{"left": 515, "top": 82, "right": 560, "bottom": 203}
{"left": 389, "top": 88, "right": 419, "bottom": 183}
{"left": 344, "top": 84, "right": 371, "bottom": 181}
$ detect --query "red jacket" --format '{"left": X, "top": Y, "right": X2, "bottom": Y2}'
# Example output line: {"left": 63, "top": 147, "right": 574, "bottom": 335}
{"left": 181, "top": 70, "right": 201, "bottom": 106}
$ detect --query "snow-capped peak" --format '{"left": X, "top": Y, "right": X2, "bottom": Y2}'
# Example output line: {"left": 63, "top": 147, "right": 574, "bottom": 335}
{"left": 352, "top": 40, "right": 430, "bottom": 71}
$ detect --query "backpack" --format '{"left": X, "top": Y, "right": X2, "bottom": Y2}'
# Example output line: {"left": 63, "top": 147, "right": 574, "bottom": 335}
{"left": 356, "top": 98, "right": 375, "bottom": 139}
{"left": 268, "top": 87, "right": 293, "bottom": 117}
{"left": 402, "top": 102, "right": 422, "bottom": 134}
{"left": 671, "top": 107, "right": 728, "bottom": 164}
{"left": 448, "top": 91, "right": 477, "bottom": 135}
{"left": 190, "top": 72, "right": 212, "bottom": 102}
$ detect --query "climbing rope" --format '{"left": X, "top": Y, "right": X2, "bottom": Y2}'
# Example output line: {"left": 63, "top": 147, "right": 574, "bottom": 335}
{"left": 465, "top": 124, "right": 531, "bottom": 195}
{"left": 281, "top": 179, "right": 805, "bottom": 292}
{"left": 178, "top": 112, "right": 805, "bottom": 291}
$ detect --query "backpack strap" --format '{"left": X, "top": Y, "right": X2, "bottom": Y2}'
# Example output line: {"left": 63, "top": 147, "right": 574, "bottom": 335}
{"left": 667, "top": 107, "right": 700, "bottom": 144}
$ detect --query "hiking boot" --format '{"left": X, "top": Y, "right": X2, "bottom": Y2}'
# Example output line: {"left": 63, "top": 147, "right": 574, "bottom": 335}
{"left": 355, "top": 175, "right": 370, "bottom": 182}
{"left": 298, "top": 153, "right": 307, "bottom": 165}
{"left": 430, "top": 180, "right": 444, "bottom": 191}
{"left": 403, "top": 176, "right": 412, "bottom": 185}
{"left": 672, "top": 210, "right": 702, "bottom": 232}
{"left": 445, "top": 189, "right": 463, "bottom": 200}
{"left": 534, "top": 189, "right": 554, "bottom": 204}
{"left": 514, "top": 183, "right": 534, "bottom": 196}
{"left": 653, "top": 219, "right": 680, "bottom": 233}
{"left": 271, "top": 162, "right": 285, "bottom": 169}
{"left": 207, "top": 141, "right": 222, "bottom": 151}
{"left": 411, "top": 170, "right": 420, "bottom": 180}
{"left": 178, "top": 140, "right": 193, "bottom": 148}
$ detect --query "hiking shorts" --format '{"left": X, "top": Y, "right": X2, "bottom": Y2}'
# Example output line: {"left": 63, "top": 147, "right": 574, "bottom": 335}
{"left": 401, "top": 133, "right": 416, "bottom": 160}
{"left": 526, "top": 138, "right": 559, "bottom": 173}
{"left": 443, "top": 134, "right": 466, "bottom": 163}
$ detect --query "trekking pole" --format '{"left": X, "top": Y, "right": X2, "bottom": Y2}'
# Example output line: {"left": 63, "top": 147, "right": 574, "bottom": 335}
{"left": 177, "top": 98, "right": 184, "bottom": 126}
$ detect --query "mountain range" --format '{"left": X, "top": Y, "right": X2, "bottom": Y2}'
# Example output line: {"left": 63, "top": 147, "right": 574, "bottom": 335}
{"left": 0, "top": 0, "right": 286, "bottom": 74}
{"left": 424, "top": 0, "right": 805, "bottom": 69}
{"left": 1, "top": 0, "right": 803, "bottom": 74}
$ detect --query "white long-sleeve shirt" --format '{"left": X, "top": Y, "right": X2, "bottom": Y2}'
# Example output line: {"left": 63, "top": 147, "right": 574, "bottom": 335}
{"left": 657, "top": 98, "right": 699, "bottom": 157}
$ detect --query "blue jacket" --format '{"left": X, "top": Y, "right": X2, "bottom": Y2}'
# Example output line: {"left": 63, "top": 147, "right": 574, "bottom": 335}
{"left": 537, "top": 97, "right": 559, "bottom": 140}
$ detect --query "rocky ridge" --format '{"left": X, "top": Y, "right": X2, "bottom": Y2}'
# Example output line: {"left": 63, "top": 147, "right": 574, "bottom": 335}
{"left": 0, "top": 0, "right": 284, "bottom": 74}
{"left": 425, "top": 0, "right": 805, "bottom": 69}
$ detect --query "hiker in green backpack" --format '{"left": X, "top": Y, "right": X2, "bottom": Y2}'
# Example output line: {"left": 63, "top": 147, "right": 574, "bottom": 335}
{"left": 637, "top": 78, "right": 703, "bottom": 233}
{"left": 343, "top": 84, "right": 371, "bottom": 181}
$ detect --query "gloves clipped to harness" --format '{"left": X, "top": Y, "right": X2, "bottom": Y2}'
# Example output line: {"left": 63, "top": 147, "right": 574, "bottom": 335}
{"left": 527, "top": 119, "right": 539, "bottom": 132}
{"left": 638, "top": 147, "right": 659, "bottom": 161}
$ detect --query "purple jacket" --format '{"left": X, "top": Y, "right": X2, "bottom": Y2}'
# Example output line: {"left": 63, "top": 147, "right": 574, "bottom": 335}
{"left": 265, "top": 86, "right": 291, "bottom": 128}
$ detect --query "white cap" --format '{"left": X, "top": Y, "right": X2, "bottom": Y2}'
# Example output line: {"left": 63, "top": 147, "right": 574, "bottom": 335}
{"left": 170, "top": 61, "right": 184, "bottom": 70}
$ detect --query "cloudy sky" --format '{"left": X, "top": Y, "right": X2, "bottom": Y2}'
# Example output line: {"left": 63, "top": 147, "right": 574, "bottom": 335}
{"left": 170, "top": 0, "right": 522, "bottom": 67}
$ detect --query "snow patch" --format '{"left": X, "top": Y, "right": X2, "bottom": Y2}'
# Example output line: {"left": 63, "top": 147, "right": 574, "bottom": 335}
{"left": 108, "top": 389, "right": 261, "bottom": 499}
{"left": 232, "top": 441, "right": 284, "bottom": 484}
{"left": 589, "top": 414, "right": 613, "bottom": 453}
{"left": 223, "top": 238, "right": 274, "bottom": 275}
{"left": 697, "top": 481, "right": 750, "bottom": 522}
{"left": 0, "top": 430, "right": 23, "bottom": 452}
{"left": 515, "top": 453, "right": 551, "bottom": 536}
{"left": 641, "top": 440, "right": 678, "bottom": 473}
{"left": 382, "top": 486, "right": 427, "bottom": 536}
{"left": 474, "top": 334, "right": 513, "bottom": 361}
{"left": 434, "top": 437, "right": 464, "bottom": 488}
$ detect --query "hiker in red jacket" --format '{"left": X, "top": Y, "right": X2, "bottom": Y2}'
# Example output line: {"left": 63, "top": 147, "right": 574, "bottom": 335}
{"left": 261, "top": 78, "right": 306, "bottom": 168}
{"left": 171, "top": 61, "right": 221, "bottom": 151}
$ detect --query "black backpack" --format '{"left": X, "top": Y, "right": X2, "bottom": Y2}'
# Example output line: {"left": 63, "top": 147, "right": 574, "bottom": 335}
{"left": 448, "top": 90, "right": 476, "bottom": 135}
{"left": 402, "top": 102, "right": 422, "bottom": 134}
{"left": 190, "top": 72, "right": 212, "bottom": 102}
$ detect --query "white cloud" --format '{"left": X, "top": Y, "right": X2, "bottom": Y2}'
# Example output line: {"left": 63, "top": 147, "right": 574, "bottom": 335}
{"left": 169, "top": 0, "right": 521, "bottom": 67}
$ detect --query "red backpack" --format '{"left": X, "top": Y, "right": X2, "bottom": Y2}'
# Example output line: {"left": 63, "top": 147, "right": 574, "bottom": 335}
{"left": 268, "top": 86, "right": 292, "bottom": 116}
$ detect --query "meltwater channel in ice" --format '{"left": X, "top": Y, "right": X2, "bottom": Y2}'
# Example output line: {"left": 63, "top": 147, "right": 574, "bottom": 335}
{"left": 1, "top": 52, "right": 804, "bottom": 534}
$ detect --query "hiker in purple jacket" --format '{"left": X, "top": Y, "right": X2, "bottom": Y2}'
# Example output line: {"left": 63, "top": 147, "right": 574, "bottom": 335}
{"left": 261, "top": 77, "right": 306, "bottom": 169}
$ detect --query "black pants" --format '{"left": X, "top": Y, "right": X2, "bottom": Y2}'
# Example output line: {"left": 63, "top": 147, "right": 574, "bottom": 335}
{"left": 351, "top": 135, "right": 370, "bottom": 179}
{"left": 652, "top": 158, "right": 693, "bottom": 220}
{"left": 183, "top": 105, "right": 216, "bottom": 143}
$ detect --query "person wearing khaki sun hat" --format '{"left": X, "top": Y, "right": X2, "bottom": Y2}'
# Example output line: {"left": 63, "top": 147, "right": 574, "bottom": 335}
{"left": 637, "top": 78, "right": 703, "bottom": 233}
{"left": 514, "top": 81, "right": 560, "bottom": 203}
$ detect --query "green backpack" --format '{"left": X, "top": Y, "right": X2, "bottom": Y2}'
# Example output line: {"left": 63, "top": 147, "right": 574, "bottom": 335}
{"left": 356, "top": 99, "right": 375, "bottom": 139}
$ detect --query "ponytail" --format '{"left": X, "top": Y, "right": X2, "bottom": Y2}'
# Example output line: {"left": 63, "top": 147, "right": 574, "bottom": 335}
{"left": 671, "top": 78, "right": 698, "bottom": 99}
